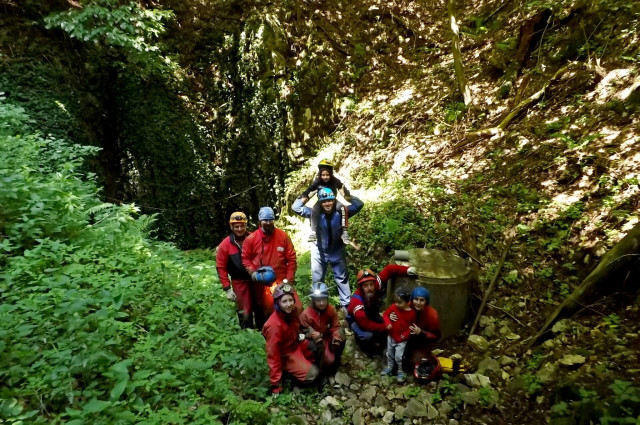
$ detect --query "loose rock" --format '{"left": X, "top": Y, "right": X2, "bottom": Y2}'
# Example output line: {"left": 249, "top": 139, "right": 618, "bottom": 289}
{"left": 352, "top": 407, "right": 365, "bottom": 425}
{"left": 467, "top": 335, "right": 490, "bottom": 351}
{"left": 320, "top": 409, "right": 332, "bottom": 423}
{"left": 464, "top": 373, "right": 491, "bottom": 388}
{"left": 319, "top": 396, "right": 341, "bottom": 409}
{"left": 559, "top": 354, "right": 586, "bottom": 367}
{"left": 477, "top": 357, "right": 501, "bottom": 377}
{"left": 360, "top": 386, "right": 377, "bottom": 403}
{"left": 335, "top": 372, "right": 351, "bottom": 387}
{"left": 404, "top": 399, "right": 428, "bottom": 418}
{"left": 536, "top": 362, "right": 557, "bottom": 383}
{"left": 461, "top": 390, "right": 481, "bottom": 405}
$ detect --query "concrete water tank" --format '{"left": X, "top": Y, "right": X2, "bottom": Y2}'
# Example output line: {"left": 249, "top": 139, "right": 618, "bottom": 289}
{"left": 388, "top": 249, "right": 473, "bottom": 340}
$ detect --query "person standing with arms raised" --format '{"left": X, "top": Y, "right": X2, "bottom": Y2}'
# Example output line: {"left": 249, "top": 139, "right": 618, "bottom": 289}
{"left": 292, "top": 188, "right": 364, "bottom": 314}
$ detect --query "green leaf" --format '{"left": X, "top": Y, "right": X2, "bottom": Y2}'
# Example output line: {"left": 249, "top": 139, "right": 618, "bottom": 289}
{"left": 110, "top": 379, "right": 128, "bottom": 401}
{"left": 82, "top": 399, "right": 111, "bottom": 413}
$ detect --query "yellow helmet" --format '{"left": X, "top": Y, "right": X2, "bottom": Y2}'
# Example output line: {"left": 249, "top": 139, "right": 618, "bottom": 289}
{"left": 229, "top": 212, "right": 248, "bottom": 224}
{"left": 318, "top": 159, "right": 333, "bottom": 170}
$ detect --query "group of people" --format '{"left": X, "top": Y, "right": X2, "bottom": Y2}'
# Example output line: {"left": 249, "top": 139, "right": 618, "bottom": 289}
{"left": 215, "top": 160, "right": 441, "bottom": 394}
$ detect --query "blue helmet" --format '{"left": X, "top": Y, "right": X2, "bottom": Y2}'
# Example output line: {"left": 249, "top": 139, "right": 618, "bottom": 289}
{"left": 318, "top": 188, "right": 335, "bottom": 202}
{"left": 255, "top": 266, "right": 276, "bottom": 286}
{"left": 309, "top": 282, "right": 329, "bottom": 298}
{"left": 411, "top": 286, "right": 431, "bottom": 304}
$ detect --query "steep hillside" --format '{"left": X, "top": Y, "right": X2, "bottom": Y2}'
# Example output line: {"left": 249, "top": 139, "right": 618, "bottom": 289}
{"left": 1, "top": 0, "right": 639, "bottom": 423}
{"left": 285, "top": 0, "right": 640, "bottom": 423}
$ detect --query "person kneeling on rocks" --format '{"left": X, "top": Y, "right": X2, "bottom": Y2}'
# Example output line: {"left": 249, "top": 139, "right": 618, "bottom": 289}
{"left": 263, "top": 282, "right": 320, "bottom": 396}
{"left": 299, "top": 282, "right": 345, "bottom": 378}
{"left": 346, "top": 265, "right": 417, "bottom": 354}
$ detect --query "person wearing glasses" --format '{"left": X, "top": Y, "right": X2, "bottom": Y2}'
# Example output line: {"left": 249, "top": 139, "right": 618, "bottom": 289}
{"left": 346, "top": 265, "right": 417, "bottom": 353}
{"left": 242, "top": 206, "right": 299, "bottom": 329}
{"left": 292, "top": 188, "right": 364, "bottom": 314}
{"left": 263, "top": 282, "right": 321, "bottom": 396}
{"left": 216, "top": 212, "right": 255, "bottom": 328}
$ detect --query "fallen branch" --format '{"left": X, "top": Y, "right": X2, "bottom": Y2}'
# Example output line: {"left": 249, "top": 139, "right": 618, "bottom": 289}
{"left": 469, "top": 229, "right": 515, "bottom": 336}
{"left": 473, "top": 294, "right": 524, "bottom": 327}
{"left": 528, "top": 222, "right": 640, "bottom": 348}
{"left": 441, "top": 63, "right": 576, "bottom": 157}
{"left": 447, "top": 0, "right": 472, "bottom": 106}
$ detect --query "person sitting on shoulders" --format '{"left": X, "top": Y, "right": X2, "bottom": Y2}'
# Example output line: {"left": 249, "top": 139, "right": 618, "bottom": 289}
{"left": 299, "top": 159, "right": 352, "bottom": 244}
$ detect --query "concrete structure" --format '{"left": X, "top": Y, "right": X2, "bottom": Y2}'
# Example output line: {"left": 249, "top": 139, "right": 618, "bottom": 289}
{"left": 389, "top": 249, "right": 473, "bottom": 340}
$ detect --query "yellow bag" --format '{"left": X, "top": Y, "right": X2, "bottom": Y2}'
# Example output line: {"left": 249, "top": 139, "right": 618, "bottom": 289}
{"left": 438, "top": 356, "right": 468, "bottom": 374}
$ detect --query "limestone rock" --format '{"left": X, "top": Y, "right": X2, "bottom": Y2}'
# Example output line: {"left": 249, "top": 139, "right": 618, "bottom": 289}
{"left": 536, "top": 362, "right": 557, "bottom": 383}
{"left": 375, "top": 394, "right": 391, "bottom": 410}
{"left": 467, "top": 335, "right": 490, "bottom": 352}
{"left": 500, "top": 356, "right": 516, "bottom": 367}
{"left": 464, "top": 373, "right": 491, "bottom": 388}
{"left": 319, "top": 396, "right": 341, "bottom": 409}
{"left": 404, "top": 399, "right": 428, "bottom": 418}
{"left": 426, "top": 403, "right": 438, "bottom": 420}
{"left": 394, "top": 405, "right": 406, "bottom": 419}
{"left": 460, "top": 390, "right": 481, "bottom": 405}
{"left": 320, "top": 409, "right": 332, "bottom": 423}
{"left": 559, "top": 354, "right": 586, "bottom": 367}
{"left": 479, "top": 316, "right": 493, "bottom": 327}
{"left": 551, "top": 319, "right": 570, "bottom": 333}
{"left": 343, "top": 397, "right": 363, "bottom": 410}
{"left": 360, "top": 386, "right": 377, "bottom": 403}
{"left": 477, "top": 357, "right": 501, "bottom": 377}
{"left": 438, "top": 401, "right": 453, "bottom": 416}
{"left": 335, "top": 372, "right": 351, "bottom": 387}
{"left": 352, "top": 407, "right": 365, "bottom": 425}
{"left": 383, "top": 411, "right": 395, "bottom": 424}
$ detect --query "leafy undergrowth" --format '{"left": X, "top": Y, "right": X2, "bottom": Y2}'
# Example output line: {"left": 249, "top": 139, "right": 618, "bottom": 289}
{"left": 0, "top": 101, "right": 281, "bottom": 424}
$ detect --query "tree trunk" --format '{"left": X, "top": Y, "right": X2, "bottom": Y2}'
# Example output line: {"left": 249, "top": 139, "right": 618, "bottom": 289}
{"left": 529, "top": 222, "right": 640, "bottom": 347}
{"left": 447, "top": 0, "right": 472, "bottom": 106}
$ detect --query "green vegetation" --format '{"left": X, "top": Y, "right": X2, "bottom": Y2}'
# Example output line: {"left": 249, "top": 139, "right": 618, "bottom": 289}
{"left": 0, "top": 101, "right": 276, "bottom": 424}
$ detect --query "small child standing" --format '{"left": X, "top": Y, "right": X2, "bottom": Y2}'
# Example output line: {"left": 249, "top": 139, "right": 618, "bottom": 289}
{"left": 382, "top": 287, "right": 416, "bottom": 383}
{"left": 299, "top": 159, "right": 351, "bottom": 244}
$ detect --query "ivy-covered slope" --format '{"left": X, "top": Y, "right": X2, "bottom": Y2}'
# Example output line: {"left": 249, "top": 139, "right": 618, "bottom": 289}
{"left": 0, "top": 101, "right": 275, "bottom": 424}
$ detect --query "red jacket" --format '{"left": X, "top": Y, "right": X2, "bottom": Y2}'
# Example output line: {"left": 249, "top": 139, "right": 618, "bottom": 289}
{"left": 299, "top": 305, "right": 341, "bottom": 342}
{"left": 347, "top": 264, "right": 410, "bottom": 333}
{"left": 242, "top": 228, "right": 296, "bottom": 283}
{"left": 375, "top": 264, "right": 409, "bottom": 294}
{"left": 216, "top": 234, "right": 251, "bottom": 290}
{"left": 262, "top": 310, "right": 303, "bottom": 386}
{"left": 383, "top": 304, "right": 416, "bottom": 342}
{"left": 414, "top": 305, "right": 441, "bottom": 341}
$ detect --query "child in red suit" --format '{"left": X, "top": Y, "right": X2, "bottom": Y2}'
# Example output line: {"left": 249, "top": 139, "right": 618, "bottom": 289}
{"left": 299, "top": 282, "right": 345, "bottom": 377}
{"left": 382, "top": 287, "right": 415, "bottom": 383}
